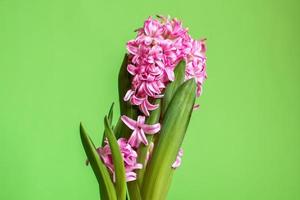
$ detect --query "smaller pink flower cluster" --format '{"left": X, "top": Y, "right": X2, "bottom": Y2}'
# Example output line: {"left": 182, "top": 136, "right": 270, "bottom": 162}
{"left": 97, "top": 138, "right": 142, "bottom": 182}
{"left": 124, "top": 15, "right": 207, "bottom": 116}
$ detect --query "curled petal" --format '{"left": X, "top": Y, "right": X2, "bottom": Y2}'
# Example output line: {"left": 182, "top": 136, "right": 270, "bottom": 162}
{"left": 126, "top": 172, "right": 137, "bottom": 182}
{"left": 128, "top": 129, "right": 140, "bottom": 148}
{"left": 131, "top": 95, "right": 144, "bottom": 105}
{"left": 124, "top": 90, "right": 134, "bottom": 101}
{"left": 126, "top": 40, "right": 138, "bottom": 55}
{"left": 127, "top": 64, "right": 137, "bottom": 75}
{"left": 140, "top": 103, "right": 150, "bottom": 116}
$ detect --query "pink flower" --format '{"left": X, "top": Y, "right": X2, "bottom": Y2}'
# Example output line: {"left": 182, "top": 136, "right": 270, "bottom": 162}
{"left": 185, "top": 39, "right": 207, "bottom": 97}
{"left": 172, "top": 148, "right": 184, "bottom": 169}
{"left": 143, "top": 17, "right": 164, "bottom": 38}
{"left": 121, "top": 115, "right": 161, "bottom": 147}
{"left": 125, "top": 15, "right": 207, "bottom": 114}
{"left": 97, "top": 138, "right": 143, "bottom": 182}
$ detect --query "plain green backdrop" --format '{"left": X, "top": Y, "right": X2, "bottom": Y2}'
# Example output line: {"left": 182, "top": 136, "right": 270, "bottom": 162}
{"left": 1, "top": 0, "right": 299, "bottom": 199}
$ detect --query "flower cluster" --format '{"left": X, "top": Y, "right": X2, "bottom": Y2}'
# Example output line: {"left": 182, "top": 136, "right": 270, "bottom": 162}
{"left": 124, "top": 16, "right": 207, "bottom": 116}
{"left": 97, "top": 138, "right": 142, "bottom": 182}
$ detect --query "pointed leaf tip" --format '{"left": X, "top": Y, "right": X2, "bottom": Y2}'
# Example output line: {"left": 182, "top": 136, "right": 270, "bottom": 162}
{"left": 104, "top": 116, "right": 127, "bottom": 200}
{"left": 79, "top": 123, "right": 117, "bottom": 200}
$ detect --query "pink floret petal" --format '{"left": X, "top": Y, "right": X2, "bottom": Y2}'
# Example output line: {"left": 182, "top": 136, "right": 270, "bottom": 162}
{"left": 96, "top": 138, "right": 142, "bottom": 182}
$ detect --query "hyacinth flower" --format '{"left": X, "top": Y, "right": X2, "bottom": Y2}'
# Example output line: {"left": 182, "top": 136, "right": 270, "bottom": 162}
{"left": 121, "top": 115, "right": 160, "bottom": 147}
{"left": 80, "top": 15, "right": 207, "bottom": 200}
{"left": 98, "top": 138, "right": 143, "bottom": 182}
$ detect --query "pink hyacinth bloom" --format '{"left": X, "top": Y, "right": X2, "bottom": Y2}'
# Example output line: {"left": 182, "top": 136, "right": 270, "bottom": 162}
{"left": 172, "top": 148, "right": 184, "bottom": 169}
{"left": 185, "top": 39, "right": 207, "bottom": 97}
{"left": 97, "top": 138, "right": 143, "bottom": 182}
{"left": 125, "top": 15, "right": 207, "bottom": 114}
{"left": 121, "top": 115, "right": 160, "bottom": 147}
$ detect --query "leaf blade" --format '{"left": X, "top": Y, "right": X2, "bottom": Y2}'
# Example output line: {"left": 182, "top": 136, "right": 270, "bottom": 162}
{"left": 161, "top": 61, "right": 186, "bottom": 117}
{"left": 79, "top": 123, "right": 117, "bottom": 200}
{"left": 104, "top": 116, "right": 127, "bottom": 200}
{"left": 116, "top": 54, "right": 139, "bottom": 139}
{"left": 102, "top": 103, "right": 115, "bottom": 145}
{"left": 141, "top": 79, "right": 196, "bottom": 200}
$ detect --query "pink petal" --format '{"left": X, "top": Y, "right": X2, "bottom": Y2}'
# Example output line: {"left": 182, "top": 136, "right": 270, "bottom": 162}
{"left": 131, "top": 95, "right": 144, "bottom": 105}
{"left": 126, "top": 172, "right": 137, "bottom": 182}
{"left": 139, "top": 129, "right": 148, "bottom": 146}
{"left": 121, "top": 115, "right": 137, "bottom": 130}
{"left": 128, "top": 129, "right": 140, "bottom": 148}
{"left": 135, "top": 163, "right": 143, "bottom": 169}
{"left": 141, "top": 123, "right": 161, "bottom": 134}
{"left": 124, "top": 90, "right": 134, "bottom": 101}
{"left": 140, "top": 102, "right": 150, "bottom": 116}
{"left": 165, "top": 67, "right": 175, "bottom": 81}
{"left": 127, "top": 64, "right": 137, "bottom": 75}
{"left": 126, "top": 40, "right": 138, "bottom": 55}
{"left": 137, "top": 116, "right": 146, "bottom": 124}
{"left": 144, "top": 98, "right": 159, "bottom": 111}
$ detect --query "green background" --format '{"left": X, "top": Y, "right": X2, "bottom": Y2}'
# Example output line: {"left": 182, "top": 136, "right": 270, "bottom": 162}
{"left": 1, "top": 0, "right": 299, "bottom": 199}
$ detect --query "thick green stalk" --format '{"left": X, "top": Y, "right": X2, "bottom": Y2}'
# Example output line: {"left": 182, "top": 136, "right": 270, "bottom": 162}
{"left": 136, "top": 99, "right": 161, "bottom": 187}
{"left": 141, "top": 79, "right": 196, "bottom": 200}
{"left": 127, "top": 181, "right": 142, "bottom": 200}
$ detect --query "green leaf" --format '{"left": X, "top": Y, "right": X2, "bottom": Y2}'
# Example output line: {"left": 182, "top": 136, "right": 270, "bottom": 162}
{"left": 141, "top": 79, "right": 196, "bottom": 200}
{"left": 98, "top": 103, "right": 115, "bottom": 199}
{"left": 161, "top": 61, "right": 186, "bottom": 117}
{"left": 118, "top": 54, "right": 138, "bottom": 118}
{"left": 101, "top": 103, "right": 114, "bottom": 146}
{"left": 108, "top": 102, "right": 114, "bottom": 124}
{"left": 79, "top": 123, "right": 117, "bottom": 200}
{"left": 116, "top": 54, "right": 139, "bottom": 139}
{"left": 118, "top": 54, "right": 130, "bottom": 115}
{"left": 104, "top": 116, "right": 127, "bottom": 200}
